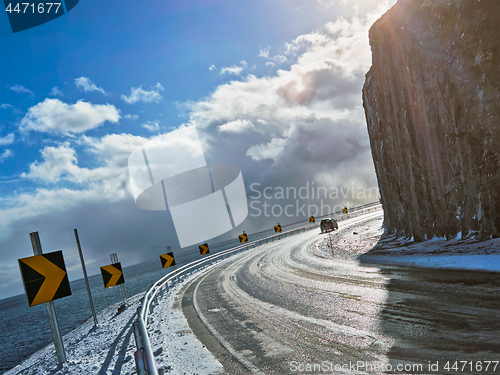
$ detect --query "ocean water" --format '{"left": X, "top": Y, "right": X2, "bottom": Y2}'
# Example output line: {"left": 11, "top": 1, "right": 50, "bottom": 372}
{"left": 0, "top": 220, "right": 314, "bottom": 373}
{"left": 0, "top": 258, "right": 177, "bottom": 373}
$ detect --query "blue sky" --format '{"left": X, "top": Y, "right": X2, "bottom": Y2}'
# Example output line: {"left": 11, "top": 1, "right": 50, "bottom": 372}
{"left": 0, "top": 0, "right": 394, "bottom": 299}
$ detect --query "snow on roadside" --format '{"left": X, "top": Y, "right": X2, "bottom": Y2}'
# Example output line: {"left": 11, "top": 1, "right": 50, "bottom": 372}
{"left": 145, "top": 268, "right": 224, "bottom": 375}
{"left": 6, "top": 293, "right": 144, "bottom": 375}
{"left": 317, "top": 213, "right": 500, "bottom": 272}
{"left": 6, "top": 265, "right": 224, "bottom": 375}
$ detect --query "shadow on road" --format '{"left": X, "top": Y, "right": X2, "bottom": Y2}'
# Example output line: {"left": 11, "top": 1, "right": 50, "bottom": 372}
{"left": 358, "top": 247, "right": 500, "bottom": 373}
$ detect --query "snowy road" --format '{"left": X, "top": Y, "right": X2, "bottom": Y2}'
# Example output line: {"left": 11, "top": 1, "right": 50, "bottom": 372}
{"left": 182, "top": 214, "right": 500, "bottom": 374}
{"left": 10, "top": 211, "right": 498, "bottom": 375}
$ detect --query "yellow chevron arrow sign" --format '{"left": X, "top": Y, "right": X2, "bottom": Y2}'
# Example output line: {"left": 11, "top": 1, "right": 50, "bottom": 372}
{"left": 100, "top": 263, "right": 125, "bottom": 288}
{"left": 199, "top": 243, "right": 209, "bottom": 256}
{"left": 18, "top": 250, "right": 71, "bottom": 307}
{"left": 309, "top": 216, "right": 315, "bottom": 223}
{"left": 274, "top": 224, "right": 282, "bottom": 233}
{"left": 238, "top": 233, "right": 248, "bottom": 243}
{"left": 160, "top": 252, "right": 176, "bottom": 268}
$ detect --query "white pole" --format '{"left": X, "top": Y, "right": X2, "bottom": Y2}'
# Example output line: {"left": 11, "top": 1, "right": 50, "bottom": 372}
{"left": 74, "top": 229, "right": 98, "bottom": 327}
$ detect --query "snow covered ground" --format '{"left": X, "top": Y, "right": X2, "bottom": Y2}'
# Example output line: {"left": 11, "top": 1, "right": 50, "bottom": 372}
{"left": 8, "top": 212, "right": 499, "bottom": 375}
{"left": 317, "top": 212, "right": 500, "bottom": 272}
{"left": 144, "top": 268, "right": 224, "bottom": 375}
{"left": 5, "top": 266, "right": 224, "bottom": 375}
{"left": 6, "top": 292, "right": 143, "bottom": 375}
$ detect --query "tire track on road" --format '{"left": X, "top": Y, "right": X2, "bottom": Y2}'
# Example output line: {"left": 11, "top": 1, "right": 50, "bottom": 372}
{"left": 182, "top": 211, "right": 500, "bottom": 374}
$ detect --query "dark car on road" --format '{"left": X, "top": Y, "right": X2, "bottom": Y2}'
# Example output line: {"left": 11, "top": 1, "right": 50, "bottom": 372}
{"left": 320, "top": 218, "right": 338, "bottom": 233}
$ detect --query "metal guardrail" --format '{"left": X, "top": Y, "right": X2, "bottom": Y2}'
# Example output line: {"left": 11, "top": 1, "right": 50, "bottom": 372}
{"left": 173, "top": 201, "right": 383, "bottom": 258}
{"left": 132, "top": 201, "right": 382, "bottom": 374}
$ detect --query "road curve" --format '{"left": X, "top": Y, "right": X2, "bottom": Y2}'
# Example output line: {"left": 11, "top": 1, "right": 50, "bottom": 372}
{"left": 182, "top": 213, "right": 500, "bottom": 374}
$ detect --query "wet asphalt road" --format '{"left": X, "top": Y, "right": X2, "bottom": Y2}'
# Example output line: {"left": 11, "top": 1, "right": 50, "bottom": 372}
{"left": 182, "top": 216, "right": 500, "bottom": 375}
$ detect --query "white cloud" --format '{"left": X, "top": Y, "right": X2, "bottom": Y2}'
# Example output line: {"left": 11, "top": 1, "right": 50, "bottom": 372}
{"left": 81, "top": 133, "right": 150, "bottom": 169}
{"left": 20, "top": 99, "right": 120, "bottom": 134}
{"left": 186, "top": 6, "right": 389, "bottom": 186}
{"left": 49, "top": 87, "right": 64, "bottom": 97}
{"left": 2, "top": 4, "right": 391, "bottom": 249}
{"left": 259, "top": 46, "right": 288, "bottom": 65}
{"left": 317, "top": 0, "right": 335, "bottom": 9}
{"left": 220, "top": 61, "right": 248, "bottom": 76}
{"left": 247, "top": 137, "right": 286, "bottom": 161}
{"left": 75, "top": 77, "right": 107, "bottom": 95}
{"left": 221, "top": 66, "right": 244, "bottom": 76}
{"left": 259, "top": 47, "right": 270, "bottom": 59}
{"left": 142, "top": 121, "right": 160, "bottom": 132}
{"left": 0, "top": 187, "right": 102, "bottom": 228}
{"left": 0, "top": 133, "right": 14, "bottom": 146}
{"left": 1, "top": 104, "right": 12, "bottom": 109}
{"left": 209, "top": 65, "right": 216, "bottom": 71}
{"left": 22, "top": 144, "right": 81, "bottom": 183}
{"left": 273, "top": 55, "right": 288, "bottom": 63}
{"left": 7, "top": 127, "right": 203, "bottom": 240}
{"left": 16, "top": 134, "right": 149, "bottom": 221}
{"left": 218, "top": 119, "right": 254, "bottom": 133}
{"left": 21, "top": 134, "right": 143, "bottom": 186}
{"left": 20, "top": 126, "right": 202, "bottom": 190}
{"left": 125, "top": 114, "right": 139, "bottom": 121}
{"left": 247, "top": 112, "right": 369, "bottom": 167}
{"left": 0, "top": 149, "right": 13, "bottom": 163}
{"left": 121, "top": 83, "right": 164, "bottom": 104}
{"left": 282, "top": 13, "right": 382, "bottom": 80}
{"left": 10, "top": 85, "right": 34, "bottom": 96}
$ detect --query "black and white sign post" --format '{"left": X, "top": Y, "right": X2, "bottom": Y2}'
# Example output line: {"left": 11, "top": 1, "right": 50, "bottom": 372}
{"left": 111, "top": 253, "right": 128, "bottom": 305}
{"left": 29, "top": 232, "right": 67, "bottom": 364}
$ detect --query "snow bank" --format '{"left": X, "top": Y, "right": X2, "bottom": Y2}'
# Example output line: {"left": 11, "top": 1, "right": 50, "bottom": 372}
{"left": 6, "top": 293, "right": 144, "bottom": 375}
{"left": 318, "top": 213, "right": 500, "bottom": 272}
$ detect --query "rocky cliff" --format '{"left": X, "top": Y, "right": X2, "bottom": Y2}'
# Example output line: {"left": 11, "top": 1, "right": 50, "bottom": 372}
{"left": 363, "top": 0, "right": 500, "bottom": 240}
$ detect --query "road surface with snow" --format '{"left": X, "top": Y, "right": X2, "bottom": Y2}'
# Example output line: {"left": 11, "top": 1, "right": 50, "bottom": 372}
{"left": 182, "top": 213, "right": 500, "bottom": 374}
{"left": 7, "top": 211, "right": 499, "bottom": 374}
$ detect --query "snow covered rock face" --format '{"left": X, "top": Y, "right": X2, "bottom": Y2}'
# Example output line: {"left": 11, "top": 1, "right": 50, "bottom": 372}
{"left": 362, "top": 0, "right": 500, "bottom": 241}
